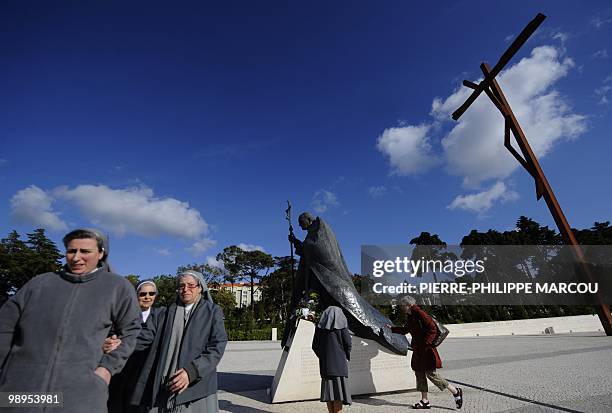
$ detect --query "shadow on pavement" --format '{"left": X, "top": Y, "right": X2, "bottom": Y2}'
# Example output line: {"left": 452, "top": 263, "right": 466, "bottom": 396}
{"left": 219, "top": 400, "right": 272, "bottom": 413}
{"left": 353, "top": 395, "right": 456, "bottom": 411}
{"left": 219, "top": 372, "right": 273, "bottom": 393}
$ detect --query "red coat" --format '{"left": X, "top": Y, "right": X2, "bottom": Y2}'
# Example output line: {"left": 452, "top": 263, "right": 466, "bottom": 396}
{"left": 391, "top": 305, "right": 442, "bottom": 371}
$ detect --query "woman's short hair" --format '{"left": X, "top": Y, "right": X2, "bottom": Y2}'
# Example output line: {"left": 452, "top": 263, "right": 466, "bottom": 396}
{"left": 397, "top": 295, "right": 416, "bottom": 307}
{"left": 62, "top": 229, "right": 104, "bottom": 252}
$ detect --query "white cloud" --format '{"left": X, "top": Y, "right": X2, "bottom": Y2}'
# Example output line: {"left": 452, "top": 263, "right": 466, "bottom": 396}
{"left": 591, "top": 50, "right": 609, "bottom": 59}
{"left": 595, "top": 85, "right": 611, "bottom": 105}
{"left": 10, "top": 185, "right": 68, "bottom": 231}
{"left": 432, "top": 45, "right": 586, "bottom": 187}
{"left": 311, "top": 190, "right": 339, "bottom": 213}
{"left": 591, "top": 16, "right": 612, "bottom": 29}
{"left": 0, "top": 159, "right": 6, "bottom": 167}
{"left": 376, "top": 124, "right": 441, "bottom": 175}
{"left": 368, "top": 186, "right": 388, "bottom": 198}
{"left": 205, "top": 256, "right": 224, "bottom": 269}
{"left": 376, "top": 45, "right": 585, "bottom": 217}
{"left": 236, "top": 243, "right": 266, "bottom": 252}
{"left": 187, "top": 238, "right": 217, "bottom": 256}
{"left": 9, "top": 184, "right": 215, "bottom": 245}
{"left": 447, "top": 181, "right": 519, "bottom": 214}
{"left": 595, "top": 77, "right": 612, "bottom": 105}
{"left": 56, "top": 184, "right": 209, "bottom": 238}
{"left": 155, "top": 248, "right": 171, "bottom": 257}
{"left": 551, "top": 32, "right": 569, "bottom": 44}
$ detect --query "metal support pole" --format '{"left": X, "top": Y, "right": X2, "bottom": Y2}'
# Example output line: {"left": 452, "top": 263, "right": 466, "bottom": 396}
{"left": 453, "top": 13, "right": 612, "bottom": 335}
{"left": 483, "top": 64, "right": 612, "bottom": 335}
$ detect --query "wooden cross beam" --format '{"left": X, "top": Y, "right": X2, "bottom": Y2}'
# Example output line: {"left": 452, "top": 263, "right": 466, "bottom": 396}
{"left": 452, "top": 13, "right": 546, "bottom": 121}
{"left": 452, "top": 13, "right": 612, "bottom": 336}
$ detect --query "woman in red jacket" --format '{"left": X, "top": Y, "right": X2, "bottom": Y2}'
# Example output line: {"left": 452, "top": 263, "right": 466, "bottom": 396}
{"left": 391, "top": 296, "right": 463, "bottom": 409}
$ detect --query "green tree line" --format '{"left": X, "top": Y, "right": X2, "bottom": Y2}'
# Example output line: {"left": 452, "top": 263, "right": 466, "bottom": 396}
{"left": 1, "top": 216, "right": 610, "bottom": 336}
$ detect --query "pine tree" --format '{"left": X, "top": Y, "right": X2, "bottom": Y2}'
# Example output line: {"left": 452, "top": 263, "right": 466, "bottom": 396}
{"left": 0, "top": 229, "right": 63, "bottom": 302}
{"left": 25, "top": 229, "right": 63, "bottom": 277}
{"left": 0, "top": 231, "right": 35, "bottom": 301}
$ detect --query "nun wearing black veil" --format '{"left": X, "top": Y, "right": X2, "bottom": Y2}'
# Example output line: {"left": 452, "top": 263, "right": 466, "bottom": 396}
{"left": 129, "top": 270, "right": 227, "bottom": 413}
{"left": 312, "top": 306, "right": 352, "bottom": 413}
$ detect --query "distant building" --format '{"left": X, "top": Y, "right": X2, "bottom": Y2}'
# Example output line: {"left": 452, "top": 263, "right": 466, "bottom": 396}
{"left": 219, "top": 282, "right": 262, "bottom": 308}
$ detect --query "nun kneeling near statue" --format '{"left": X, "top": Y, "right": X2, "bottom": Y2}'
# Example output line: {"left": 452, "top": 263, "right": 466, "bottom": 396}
{"left": 312, "top": 306, "right": 352, "bottom": 413}
{"left": 129, "top": 270, "right": 227, "bottom": 413}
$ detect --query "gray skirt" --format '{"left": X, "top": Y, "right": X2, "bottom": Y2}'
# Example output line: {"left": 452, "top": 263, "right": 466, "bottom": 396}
{"left": 320, "top": 376, "right": 352, "bottom": 405}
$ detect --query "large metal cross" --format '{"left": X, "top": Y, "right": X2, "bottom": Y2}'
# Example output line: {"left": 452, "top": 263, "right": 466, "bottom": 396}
{"left": 452, "top": 13, "right": 612, "bottom": 335}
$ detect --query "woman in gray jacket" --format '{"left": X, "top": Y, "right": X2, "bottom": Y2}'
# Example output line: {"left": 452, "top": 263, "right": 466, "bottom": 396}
{"left": 0, "top": 228, "right": 141, "bottom": 413}
{"left": 312, "top": 306, "right": 352, "bottom": 413}
{"left": 129, "top": 271, "right": 227, "bottom": 413}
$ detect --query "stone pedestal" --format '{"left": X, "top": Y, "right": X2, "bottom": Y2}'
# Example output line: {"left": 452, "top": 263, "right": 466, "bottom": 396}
{"left": 270, "top": 319, "right": 415, "bottom": 403}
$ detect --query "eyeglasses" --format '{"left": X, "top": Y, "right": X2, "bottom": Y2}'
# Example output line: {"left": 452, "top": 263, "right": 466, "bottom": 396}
{"left": 177, "top": 283, "right": 200, "bottom": 291}
{"left": 138, "top": 291, "right": 157, "bottom": 297}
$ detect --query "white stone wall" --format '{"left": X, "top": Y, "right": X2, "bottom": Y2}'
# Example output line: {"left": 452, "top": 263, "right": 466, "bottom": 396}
{"left": 271, "top": 319, "right": 415, "bottom": 403}
{"left": 445, "top": 314, "right": 604, "bottom": 337}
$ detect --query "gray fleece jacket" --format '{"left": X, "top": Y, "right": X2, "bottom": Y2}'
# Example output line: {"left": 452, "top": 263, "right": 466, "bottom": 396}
{"left": 0, "top": 269, "right": 141, "bottom": 413}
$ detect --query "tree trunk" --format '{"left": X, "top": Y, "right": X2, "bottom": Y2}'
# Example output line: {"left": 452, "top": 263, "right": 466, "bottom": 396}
{"left": 250, "top": 273, "right": 255, "bottom": 312}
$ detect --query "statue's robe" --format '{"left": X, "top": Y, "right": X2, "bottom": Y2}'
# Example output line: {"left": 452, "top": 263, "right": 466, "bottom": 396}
{"left": 283, "top": 217, "right": 409, "bottom": 355}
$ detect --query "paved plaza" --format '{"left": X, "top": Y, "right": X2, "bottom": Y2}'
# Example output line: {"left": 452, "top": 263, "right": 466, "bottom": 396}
{"left": 217, "top": 333, "right": 612, "bottom": 413}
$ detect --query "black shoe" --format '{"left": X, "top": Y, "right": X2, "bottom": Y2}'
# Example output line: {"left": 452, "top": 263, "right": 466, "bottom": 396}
{"left": 454, "top": 387, "right": 463, "bottom": 409}
{"left": 414, "top": 399, "right": 431, "bottom": 409}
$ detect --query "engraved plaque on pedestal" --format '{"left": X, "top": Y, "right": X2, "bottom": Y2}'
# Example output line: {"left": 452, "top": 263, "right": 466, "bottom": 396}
{"left": 270, "top": 319, "right": 415, "bottom": 403}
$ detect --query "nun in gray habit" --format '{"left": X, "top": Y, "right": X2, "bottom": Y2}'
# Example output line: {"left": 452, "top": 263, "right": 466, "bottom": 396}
{"left": 312, "top": 306, "right": 352, "bottom": 413}
{"left": 130, "top": 270, "right": 227, "bottom": 413}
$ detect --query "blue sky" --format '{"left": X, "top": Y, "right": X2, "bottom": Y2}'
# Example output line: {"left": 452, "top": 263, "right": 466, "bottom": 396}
{"left": 1, "top": 1, "right": 611, "bottom": 279}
